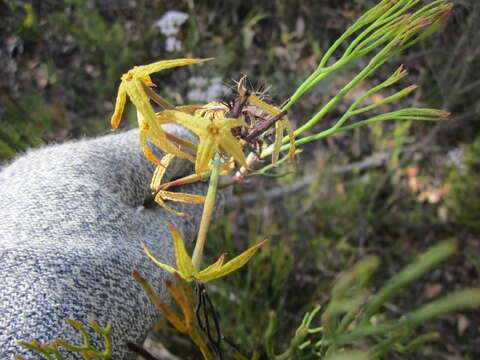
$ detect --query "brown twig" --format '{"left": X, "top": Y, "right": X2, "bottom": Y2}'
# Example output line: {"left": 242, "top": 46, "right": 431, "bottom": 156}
{"left": 229, "top": 90, "right": 250, "bottom": 119}
{"left": 245, "top": 109, "right": 288, "bottom": 141}
{"left": 230, "top": 145, "right": 452, "bottom": 207}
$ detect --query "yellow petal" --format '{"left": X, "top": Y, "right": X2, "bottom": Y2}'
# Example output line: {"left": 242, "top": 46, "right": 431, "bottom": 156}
{"left": 129, "top": 81, "right": 162, "bottom": 130}
{"left": 139, "top": 110, "right": 196, "bottom": 163}
{"left": 154, "top": 192, "right": 189, "bottom": 217}
{"left": 151, "top": 166, "right": 164, "bottom": 191}
{"left": 111, "top": 81, "right": 127, "bottom": 130}
{"left": 133, "top": 58, "right": 214, "bottom": 79}
{"left": 168, "top": 224, "right": 197, "bottom": 280}
{"left": 140, "top": 75, "right": 156, "bottom": 87}
{"left": 150, "top": 154, "right": 175, "bottom": 190}
{"left": 160, "top": 191, "right": 206, "bottom": 204}
{"left": 272, "top": 121, "right": 283, "bottom": 165}
{"left": 195, "top": 102, "right": 229, "bottom": 119}
{"left": 159, "top": 173, "right": 204, "bottom": 190}
{"left": 148, "top": 131, "right": 196, "bottom": 163}
{"left": 112, "top": 58, "right": 212, "bottom": 134}
{"left": 218, "top": 131, "right": 248, "bottom": 168}
{"left": 198, "top": 253, "right": 226, "bottom": 278}
{"left": 133, "top": 85, "right": 196, "bottom": 162}
{"left": 161, "top": 110, "right": 248, "bottom": 172}
{"left": 195, "top": 135, "right": 218, "bottom": 174}
{"left": 164, "top": 110, "right": 208, "bottom": 138}
{"left": 142, "top": 243, "right": 177, "bottom": 274}
{"left": 248, "top": 94, "right": 281, "bottom": 117}
{"left": 219, "top": 117, "right": 248, "bottom": 129}
{"left": 283, "top": 118, "right": 296, "bottom": 161}
{"left": 197, "top": 240, "right": 268, "bottom": 282}
{"left": 177, "top": 105, "right": 203, "bottom": 114}
{"left": 139, "top": 128, "right": 163, "bottom": 166}
{"left": 272, "top": 117, "right": 296, "bottom": 164}
{"left": 164, "top": 131, "right": 198, "bottom": 152}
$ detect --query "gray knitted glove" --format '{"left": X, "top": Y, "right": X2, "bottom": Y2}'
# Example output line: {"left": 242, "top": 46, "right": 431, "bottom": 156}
{"left": 0, "top": 125, "right": 213, "bottom": 359}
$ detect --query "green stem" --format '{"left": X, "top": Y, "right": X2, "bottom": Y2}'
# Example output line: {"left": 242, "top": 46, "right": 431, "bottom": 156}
{"left": 192, "top": 153, "right": 221, "bottom": 270}
{"left": 260, "top": 109, "right": 444, "bottom": 159}
{"left": 281, "top": 0, "right": 413, "bottom": 112}
{"left": 259, "top": 39, "right": 398, "bottom": 162}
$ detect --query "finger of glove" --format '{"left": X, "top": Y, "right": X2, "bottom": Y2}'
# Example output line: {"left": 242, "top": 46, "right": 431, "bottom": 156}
{"left": 2, "top": 124, "right": 195, "bottom": 205}
{"left": 0, "top": 124, "right": 209, "bottom": 238}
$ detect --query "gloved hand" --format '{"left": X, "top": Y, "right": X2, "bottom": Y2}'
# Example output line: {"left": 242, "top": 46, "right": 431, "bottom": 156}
{"left": 0, "top": 124, "right": 216, "bottom": 359}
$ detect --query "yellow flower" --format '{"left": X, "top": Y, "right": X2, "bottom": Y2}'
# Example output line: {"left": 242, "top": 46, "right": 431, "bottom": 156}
{"left": 150, "top": 153, "right": 206, "bottom": 217}
{"left": 110, "top": 58, "right": 212, "bottom": 165}
{"left": 143, "top": 224, "right": 267, "bottom": 282}
{"left": 159, "top": 109, "right": 248, "bottom": 174}
{"left": 194, "top": 101, "right": 229, "bottom": 120}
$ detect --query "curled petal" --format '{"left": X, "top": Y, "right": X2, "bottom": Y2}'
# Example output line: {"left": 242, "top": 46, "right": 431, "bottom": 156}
{"left": 159, "top": 173, "right": 204, "bottom": 190}
{"left": 111, "top": 81, "right": 127, "bottom": 130}
{"left": 139, "top": 129, "right": 163, "bottom": 166}
{"left": 153, "top": 194, "right": 189, "bottom": 217}
{"left": 139, "top": 112, "right": 195, "bottom": 166}
{"left": 160, "top": 191, "right": 206, "bottom": 204}
{"left": 140, "top": 75, "right": 156, "bottom": 87}
{"left": 237, "top": 75, "right": 248, "bottom": 96}
{"left": 151, "top": 154, "right": 175, "bottom": 190}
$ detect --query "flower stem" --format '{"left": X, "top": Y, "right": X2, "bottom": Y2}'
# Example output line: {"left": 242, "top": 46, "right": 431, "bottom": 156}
{"left": 192, "top": 153, "right": 221, "bottom": 270}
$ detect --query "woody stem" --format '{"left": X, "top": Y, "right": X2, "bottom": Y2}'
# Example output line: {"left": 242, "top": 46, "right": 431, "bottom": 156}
{"left": 245, "top": 109, "right": 288, "bottom": 141}
{"left": 192, "top": 153, "right": 221, "bottom": 270}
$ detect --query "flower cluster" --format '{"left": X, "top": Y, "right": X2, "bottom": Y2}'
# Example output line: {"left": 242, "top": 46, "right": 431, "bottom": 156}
{"left": 109, "top": 58, "right": 286, "bottom": 281}
{"left": 110, "top": 58, "right": 296, "bottom": 214}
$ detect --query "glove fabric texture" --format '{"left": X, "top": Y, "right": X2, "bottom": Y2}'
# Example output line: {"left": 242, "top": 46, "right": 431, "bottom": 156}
{"left": 0, "top": 125, "right": 217, "bottom": 359}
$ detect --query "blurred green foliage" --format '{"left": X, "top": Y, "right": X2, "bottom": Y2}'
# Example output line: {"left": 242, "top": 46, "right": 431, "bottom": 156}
{"left": 447, "top": 136, "right": 480, "bottom": 232}
{"left": 0, "top": 91, "right": 54, "bottom": 158}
